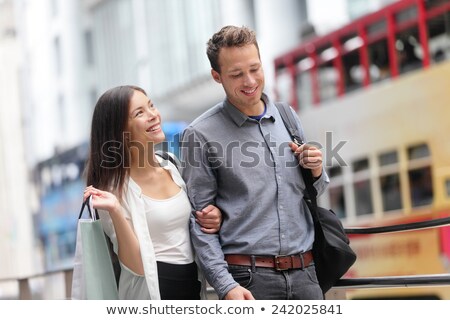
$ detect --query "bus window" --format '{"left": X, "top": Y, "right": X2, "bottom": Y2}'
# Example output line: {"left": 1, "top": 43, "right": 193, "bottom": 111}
{"left": 379, "top": 151, "right": 402, "bottom": 212}
{"left": 353, "top": 157, "right": 373, "bottom": 216}
{"left": 275, "top": 69, "right": 292, "bottom": 105}
{"left": 317, "top": 61, "right": 338, "bottom": 103}
{"left": 328, "top": 166, "right": 346, "bottom": 219}
{"left": 408, "top": 143, "right": 430, "bottom": 159}
{"left": 409, "top": 168, "right": 433, "bottom": 206}
{"left": 427, "top": 9, "right": 450, "bottom": 63}
{"left": 316, "top": 43, "right": 341, "bottom": 103}
{"left": 398, "top": 38, "right": 422, "bottom": 74}
{"left": 407, "top": 143, "right": 433, "bottom": 207}
{"left": 296, "top": 70, "right": 314, "bottom": 111}
{"left": 396, "top": 32, "right": 422, "bottom": 75}
{"left": 426, "top": 0, "right": 450, "bottom": 9}
{"left": 446, "top": 178, "right": 450, "bottom": 197}
{"left": 369, "top": 39, "right": 391, "bottom": 82}
{"left": 342, "top": 50, "right": 364, "bottom": 93}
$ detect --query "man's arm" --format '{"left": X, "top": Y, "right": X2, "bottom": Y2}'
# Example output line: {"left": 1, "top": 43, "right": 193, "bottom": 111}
{"left": 181, "top": 127, "right": 239, "bottom": 299}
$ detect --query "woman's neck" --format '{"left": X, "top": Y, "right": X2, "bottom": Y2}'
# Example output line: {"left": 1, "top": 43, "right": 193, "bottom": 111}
{"left": 128, "top": 146, "right": 160, "bottom": 177}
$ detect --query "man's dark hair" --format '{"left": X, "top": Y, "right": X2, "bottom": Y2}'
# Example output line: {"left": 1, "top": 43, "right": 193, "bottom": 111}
{"left": 206, "top": 25, "right": 260, "bottom": 73}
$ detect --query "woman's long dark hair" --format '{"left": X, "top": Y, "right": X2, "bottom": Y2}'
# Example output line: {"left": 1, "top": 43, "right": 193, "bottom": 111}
{"left": 84, "top": 85, "right": 147, "bottom": 198}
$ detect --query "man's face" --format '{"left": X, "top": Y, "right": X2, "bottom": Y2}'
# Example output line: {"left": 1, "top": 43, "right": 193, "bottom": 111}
{"left": 212, "top": 44, "right": 265, "bottom": 114}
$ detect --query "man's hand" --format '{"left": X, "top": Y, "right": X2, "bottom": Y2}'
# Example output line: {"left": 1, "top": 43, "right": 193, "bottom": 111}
{"left": 224, "top": 286, "right": 255, "bottom": 300}
{"left": 289, "top": 142, "right": 323, "bottom": 178}
{"left": 196, "top": 204, "right": 222, "bottom": 234}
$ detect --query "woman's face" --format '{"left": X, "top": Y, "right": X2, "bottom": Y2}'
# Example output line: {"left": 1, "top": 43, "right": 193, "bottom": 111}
{"left": 126, "top": 89, "right": 165, "bottom": 146}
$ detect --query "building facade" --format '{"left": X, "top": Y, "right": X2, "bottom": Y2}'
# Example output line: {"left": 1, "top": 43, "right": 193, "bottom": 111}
{"left": 9, "top": 0, "right": 310, "bottom": 298}
{"left": 0, "top": 0, "right": 36, "bottom": 297}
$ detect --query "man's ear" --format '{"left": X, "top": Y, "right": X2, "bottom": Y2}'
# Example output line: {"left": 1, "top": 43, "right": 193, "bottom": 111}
{"left": 211, "top": 69, "right": 222, "bottom": 84}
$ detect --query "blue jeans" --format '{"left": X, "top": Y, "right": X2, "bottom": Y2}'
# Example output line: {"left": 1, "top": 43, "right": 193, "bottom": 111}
{"left": 228, "top": 263, "right": 324, "bottom": 300}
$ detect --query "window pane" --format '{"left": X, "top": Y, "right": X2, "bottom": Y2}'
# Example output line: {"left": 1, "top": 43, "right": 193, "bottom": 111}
{"left": 379, "top": 151, "right": 398, "bottom": 166}
{"left": 84, "top": 30, "right": 94, "bottom": 66}
{"left": 397, "top": 31, "right": 422, "bottom": 75}
{"left": 395, "top": 6, "right": 417, "bottom": 24}
{"left": 297, "top": 71, "right": 313, "bottom": 111}
{"left": 408, "top": 143, "right": 430, "bottom": 160}
{"left": 275, "top": 69, "right": 292, "bottom": 104}
{"left": 318, "top": 64, "right": 338, "bottom": 102}
{"left": 353, "top": 158, "right": 369, "bottom": 172}
{"left": 446, "top": 179, "right": 450, "bottom": 197}
{"left": 329, "top": 166, "right": 342, "bottom": 178}
{"left": 409, "top": 166, "right": 433, "bottom": 207}
{"left": 380, "top": 173, "right": 402, "bottom": 211}
{"left": 369, "top": 39, "right": 391, "bottom": 82}
{"left": 343, "top": 51, "right": 363, "bottom": 93}
{"left": 330, "top": 186, "right": 346, "bottom": 219}
{"left": 354, "top": 179, "right": 373, "bottom": 215}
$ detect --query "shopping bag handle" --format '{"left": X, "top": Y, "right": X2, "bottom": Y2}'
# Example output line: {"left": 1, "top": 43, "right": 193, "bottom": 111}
{"left": 78, "top": 195, "right": 99, "bottom": 220}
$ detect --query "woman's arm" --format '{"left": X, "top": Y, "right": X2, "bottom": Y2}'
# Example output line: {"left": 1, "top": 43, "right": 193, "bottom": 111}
{"left": 84, "top": 186, "right": 144, "bottom": 275}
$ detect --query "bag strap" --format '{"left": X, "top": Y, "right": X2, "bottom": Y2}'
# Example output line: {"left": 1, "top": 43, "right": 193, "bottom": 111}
{"left": 274, "top": 102, "right": 319, "bottom": 209}
{"left": 275, "top": 102, "right": 304, "bottom": 147}
{"left": 78, "top": 195, "right": 99, "bottom": 220}
{"left": 155, "top": 150, "right": 181, "bottom": 171}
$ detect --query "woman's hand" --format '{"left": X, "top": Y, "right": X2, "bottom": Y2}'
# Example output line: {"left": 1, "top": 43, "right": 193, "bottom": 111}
{"left": 195, "top": 204, "right": 222, "bottom": 234}
{"left": 83, "top": 185, "right": 121, "bottom": 215}
{"left": 84, "top": 185, "right": 144, "bottom": 275}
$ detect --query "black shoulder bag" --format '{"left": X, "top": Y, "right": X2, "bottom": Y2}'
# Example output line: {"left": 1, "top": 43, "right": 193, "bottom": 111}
{"left": 275, "top": 102, "right": 357, "bottom": 294}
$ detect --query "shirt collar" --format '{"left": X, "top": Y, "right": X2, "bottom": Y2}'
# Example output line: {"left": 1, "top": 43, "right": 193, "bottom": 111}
{"left": 223, "top": 92, "right": 275, "bottom": 127}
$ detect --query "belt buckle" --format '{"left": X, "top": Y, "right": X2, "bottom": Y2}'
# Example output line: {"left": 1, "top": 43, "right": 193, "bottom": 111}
{"left": 274, "top": 255, "right": 292, "bottom": 271}
{"left": 299, "top": 252, "right": 305, "bottom": 270}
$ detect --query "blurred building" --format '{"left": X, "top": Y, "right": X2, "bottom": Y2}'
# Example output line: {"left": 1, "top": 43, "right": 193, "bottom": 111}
{"left": 87, "top": 0, "right": 309, "bottom": 122}
{"left": 347, "top": 0, "right": 399, "bottom": 19}
{"left": 7, "top": 0, "right": 402, "bottom": 300}
{"left": 8, "top": 0, "right": 311, "bottom": 298}
{"left": 0, "top": 0, "right": 37, "bottom": 297}
{"left": 7, "top": 0, "right": 403, "bottom": 300}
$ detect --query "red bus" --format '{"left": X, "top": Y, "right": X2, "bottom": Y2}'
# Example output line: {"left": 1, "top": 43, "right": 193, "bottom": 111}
{"left": 274, "top": 0, "right": 450, "bottom": 299}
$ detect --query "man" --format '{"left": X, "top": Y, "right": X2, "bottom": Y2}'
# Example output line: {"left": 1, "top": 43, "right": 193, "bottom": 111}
{"left": 181, "top": 25, "right": 329, "bottom": 300}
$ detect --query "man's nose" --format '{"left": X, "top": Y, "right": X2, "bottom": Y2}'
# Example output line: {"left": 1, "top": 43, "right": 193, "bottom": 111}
{"left": 243, "top": 73, "right": 256, "bottom": 86}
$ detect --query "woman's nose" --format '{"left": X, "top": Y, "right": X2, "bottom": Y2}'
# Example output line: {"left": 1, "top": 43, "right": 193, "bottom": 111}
{"left": 147, "top": 108, "right": 157, "bottom": 120}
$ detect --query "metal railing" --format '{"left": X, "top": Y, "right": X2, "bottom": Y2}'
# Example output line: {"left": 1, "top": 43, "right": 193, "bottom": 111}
{"left": 327, "top": 216, "right": 450, "bottom": 297}
{"left": 2, "top": 217, "right": 450, "bottom": 299}
{"left": 0, "top": 268, "right": 73, "bottom": 300}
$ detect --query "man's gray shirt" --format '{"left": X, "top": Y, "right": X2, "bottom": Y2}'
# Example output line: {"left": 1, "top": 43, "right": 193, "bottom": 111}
{"left": 181, "top": 93, "right": 329, "bottom": 299}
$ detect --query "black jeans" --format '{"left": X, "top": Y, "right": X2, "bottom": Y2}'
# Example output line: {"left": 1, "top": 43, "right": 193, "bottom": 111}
{"left": 157, "top": 261, "right": 201, "bottom": 300}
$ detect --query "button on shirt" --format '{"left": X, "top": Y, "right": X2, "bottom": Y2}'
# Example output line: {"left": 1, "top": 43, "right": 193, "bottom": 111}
{"left": 181, "top": 93, "right": 329, "bottom": 299}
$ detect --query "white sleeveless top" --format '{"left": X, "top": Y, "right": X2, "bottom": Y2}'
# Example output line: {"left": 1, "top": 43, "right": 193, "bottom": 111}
{"left": 142, "top": 187, "right": 194, "bottom": 264}
{"left": 89, "top": 153, "right": 207, "bottom": 300}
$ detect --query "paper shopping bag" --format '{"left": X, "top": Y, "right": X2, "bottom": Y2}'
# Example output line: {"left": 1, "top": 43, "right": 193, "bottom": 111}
{"left": 71, "top": 197, "right": 118, "bottom": 300}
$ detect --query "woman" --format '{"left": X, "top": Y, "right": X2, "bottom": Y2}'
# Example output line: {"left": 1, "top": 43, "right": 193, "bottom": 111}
{"left": 82, "top": 85, "right": 221, "bottom": 299}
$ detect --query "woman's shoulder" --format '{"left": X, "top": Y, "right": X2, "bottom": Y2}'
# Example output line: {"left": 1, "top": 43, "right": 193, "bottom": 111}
{"left": 155, "top": 151, "right": 181, "bottom": 170}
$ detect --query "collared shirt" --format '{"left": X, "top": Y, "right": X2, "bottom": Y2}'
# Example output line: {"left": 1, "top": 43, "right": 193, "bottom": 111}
{"left": 181, "top": 93, "right": 329, "bottom": 299}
